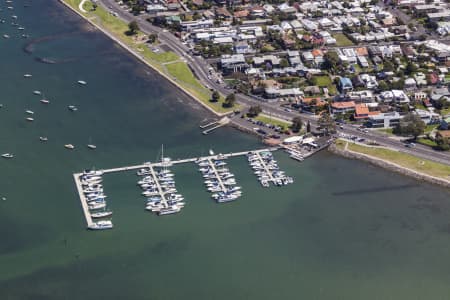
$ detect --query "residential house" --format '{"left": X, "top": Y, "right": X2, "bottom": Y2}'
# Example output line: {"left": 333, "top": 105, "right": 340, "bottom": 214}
{"left": 253, "top": 55, "right": 281, "bottom": 67}
{"left": 414, "top": 72, "right": 427, "bottom": 86}
{"left": 331, "top": 101, "right": 356, "bottom": 114}
{"left": 404, "top": 77, "right": 417, "bottom": 90}
{"left": 301, "top": 97, "right": 327, "bottom": 111}
{"left": 378, "top": 90, "right": 410, "bottom": 103}
{"left": 367, "top": 112, "right": 402, "bottom": 128}
{"left": 311, "top": 49, "right": 324, "bottom": 66}
{"left": 234, "top": 41, "right": 253, "bottom": 54}
{"left": 220, "top": 54, "right": 248, "bottom": 73}
{"left": 354, "top": 103, "right": 380, "bottom": 120}
{"left": 338, "top": 77, "right": 353, "bottom": 93}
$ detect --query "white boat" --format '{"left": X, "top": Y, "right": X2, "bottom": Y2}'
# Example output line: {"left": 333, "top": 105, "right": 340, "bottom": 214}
{"left": 25, "top": 110, "right": 34, "bottom": 115}
{"left": 39, "top": 136, "right": 48, "bottom": 142}
{"left": 33, "top": 90, "right": 41, "bottom": 95}
{"left": 88, "top": 220, "right": 113, "bottom": 230}
{"left": 3, "top": 34, "right": 9, "bottom": 39}
{"left": 77, "top": 80, "right": 87, "bottom": 85}
{"left": 68, "top": 105, "right": 78, "bottom": 111}
{"left": 91, "top": 211, "right": 112, "bottom": 219}
{"left": 26, "top": 117, "right": 34, "bottom": 122}
{"left": 87, "top": 144, "right": 96, "bottom": 149}
{"left": 40, "top": 99, "right": 50, "bottom": 104}
{"left": 23, "top": 74, "right": 32, "bottom": 78}
{"left": 64, "top": 144, "right": 75, "bottom": 149}
{"left": 1, "top": 153, "right": 13, "bottom": 159}
{"left": 158, "top": 206, "right": 181, "bottom": 216}
{"left": 18, "top": 27, "right": 24, "bottom": 30}
{"left": 83, "top": 170, "right": 103, "bottom": 176}
{"left": 88, "top": 202, "right": 106, "bottom": 210}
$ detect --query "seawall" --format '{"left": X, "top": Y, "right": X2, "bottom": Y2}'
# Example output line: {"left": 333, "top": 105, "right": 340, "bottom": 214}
{"left": 329, "top": 143, "right": 450, "bottom": 189}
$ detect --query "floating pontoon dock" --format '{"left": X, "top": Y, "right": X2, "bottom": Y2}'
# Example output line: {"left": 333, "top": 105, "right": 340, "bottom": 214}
{"left": 74, "top": 147, "right": 278, "bottom": 228}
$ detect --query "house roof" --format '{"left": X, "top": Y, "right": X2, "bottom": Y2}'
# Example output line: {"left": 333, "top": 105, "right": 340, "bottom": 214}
{"left": 216, "top": 7, "right": 232, "bottom": 18}
{"left": 234, "top": 10, "right": 249, "bottom": 18}
{"left": 355, "top": 104, "right": 369, "bottom": 115}
{"left": 311, "top": 49, "right": 323, "bottom": 57}
{"left": 302, "top": 97, "right": 326, "bottom": 106}
{"left": 438, "top": 130, "right": 450, "bottom": 138}
{"left": 355, "top": 47, "right": 368, "bottom": 56}
{"left": 339, "top": 77, "right": 353, "bottom": 86}
{"left": 331, "top": 101, "right": 355, "bottom": 109}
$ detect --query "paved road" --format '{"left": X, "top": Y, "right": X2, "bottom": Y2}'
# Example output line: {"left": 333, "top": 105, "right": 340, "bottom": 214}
{"left": 95, "top": 0, "right": 450, "bottom": 166}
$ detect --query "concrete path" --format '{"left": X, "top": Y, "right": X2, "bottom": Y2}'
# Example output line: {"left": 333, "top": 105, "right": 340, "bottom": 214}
{"left": 79, "top": 0, "right": 88, "bottom": 13}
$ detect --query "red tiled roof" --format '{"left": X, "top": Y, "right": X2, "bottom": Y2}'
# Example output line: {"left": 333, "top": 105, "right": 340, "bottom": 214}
{"left": 331, "top": 101, "right": 355, "bottom": 109}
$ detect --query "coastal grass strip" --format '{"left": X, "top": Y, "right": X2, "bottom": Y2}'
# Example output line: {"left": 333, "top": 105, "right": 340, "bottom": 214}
{"left": 335, "top": 140, "right": 450, "bottom": 180}
{"left": 254, "top": 114, "right": 291, "bottom": 130}
{"left": 66, "top": 0, "right": 234, "bottom": 114}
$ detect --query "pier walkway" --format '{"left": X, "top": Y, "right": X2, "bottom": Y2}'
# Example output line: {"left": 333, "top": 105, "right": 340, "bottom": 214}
{"left": 207, "top": 158, "right": 227, "bottom": 192}
{"left": 148, "top": 165, "right": 168, "bottom": 209}
{"left": 253, "top": 152, "right": 275, "bottom": 183}
{"left": 73, "top": 173, "right": 94, "bottom": 228}
{"left": 99, "top": 147, "right": 279, "bottom": 174}
{"left": 74, "top": 147, "right": 278, "bottom": 227}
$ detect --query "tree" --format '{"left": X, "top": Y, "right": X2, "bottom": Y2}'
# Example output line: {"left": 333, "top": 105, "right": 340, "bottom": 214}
{"left": 247, "top": 105, "right": 262, "bottom": 117}
{"left": 393, "top": 113, "right": 426, "bottom": 139}
{"left": 280, "top": 58, "right": 289, "bottom": 68}
{"left": 405, "top": 62, "right": 418, "bottom": 75}
{"left": 318, "top": 113, "right": 336, "bottom": 135}
{"left": 147, "top": 33, "right": 157, "bottom": 43}
{"left": 291, "top": 116, "right": 303, "bottom": 132}
{"left": 92, "top": 3, "right": 98, "bottom": 10}
{"left": 436, "top": 132, "right": 450, "bottom": 151}
{"left": 128, "top": 20, "right": 139, "bottom": 35}
{"left": 323, "top": 51, "right": 339, "bottom": 71}
{"left": 378, "top": 80, "right": 389, "bottom": 91}
{"left": 306, "top": 121, "right": 311, "bottom": 133}
{"left": 383, "top": 60, "right": 394, "bottom": 72}
{"left": 223, "top": 93, "right": 236, "bottom": 108}
{"left": 211, "top": 90, "right": 220, "bottom": 102}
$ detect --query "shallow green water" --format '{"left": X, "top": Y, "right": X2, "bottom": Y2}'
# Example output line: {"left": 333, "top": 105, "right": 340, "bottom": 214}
{"left": 1, "top": 1, "right": 450, "bottom": 299}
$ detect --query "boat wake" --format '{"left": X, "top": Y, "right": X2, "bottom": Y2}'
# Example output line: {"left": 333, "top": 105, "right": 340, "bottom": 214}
{"left": 333, "top": 184, "right": 418, "bottom": 196}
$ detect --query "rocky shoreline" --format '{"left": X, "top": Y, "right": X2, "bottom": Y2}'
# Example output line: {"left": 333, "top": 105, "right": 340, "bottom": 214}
{"left": 329, "top": 143, "right": 450, "bottom": 189}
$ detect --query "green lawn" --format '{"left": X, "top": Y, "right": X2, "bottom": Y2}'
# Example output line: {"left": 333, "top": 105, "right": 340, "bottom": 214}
{"left": 63, "top": 0, "right": 234, "bottom": 114}
{"left": 165, "top": 62, "right": 233, "bottom": 113}
{"left": 333, "top": 33, "right": 354, "bottom": 47}
{"left": 311, "top": 75, "right": 337, "bottom": 95}
{"left": 313, "top": 75, "right": 332, "bottom": 86}
{"left": 254, "top": 114, "right": 291, "bottom": 130}
{"left": 417, "top": 138, "right": 437, "bottom": 147}
{"left": 441, "top": 107, "right": 450, "bottom": 116}
{"left": 335, "top": 140, "right": 450, "bottom": 179}
{"left": 376, "top": 128, "right": 394, "bottom": 135}
{"left": 425, "top": 124, "right": 438, "bottom": 134}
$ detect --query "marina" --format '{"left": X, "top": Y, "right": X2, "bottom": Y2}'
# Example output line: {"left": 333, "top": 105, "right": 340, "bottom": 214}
{"left": 73, "top": 170, "right": 113, "bottom": 230}
{"left": 137, "top": 163, "right": 185, "bottom": 216}
{"left": 73, "top": 148, "right": 283, "bottom": 228}
{"left": 247, "top": 151, "right": 294, "bottom": 188}
{"left": 197, "top": 157, "right": 242, "bottom": 203}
